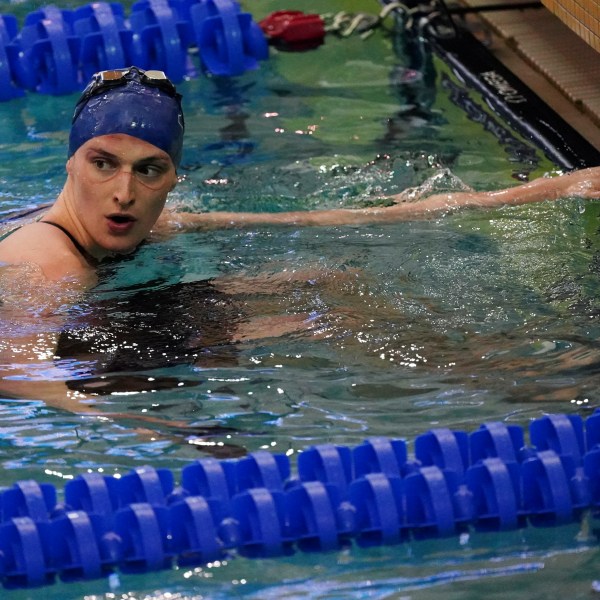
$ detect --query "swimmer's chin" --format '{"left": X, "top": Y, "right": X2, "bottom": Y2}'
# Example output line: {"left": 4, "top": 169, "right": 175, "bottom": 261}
{"left": 116, "top": 244, "right": 138, "bottom": 256}
{"left": 95, "top": 243, "right": 139, "bottom": 262}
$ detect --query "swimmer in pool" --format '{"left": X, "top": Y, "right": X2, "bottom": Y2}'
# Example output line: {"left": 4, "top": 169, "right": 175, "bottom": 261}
{"left": 1, "top": 66, "right": 600, "bottom": 421}
{"left": 0, "top": 66, "right": 600, "bottom": 284}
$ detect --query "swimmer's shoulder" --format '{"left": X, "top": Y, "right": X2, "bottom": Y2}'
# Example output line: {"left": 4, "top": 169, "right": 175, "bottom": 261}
{"left": 0, "top": 221, "right": 93, "bottom": 282}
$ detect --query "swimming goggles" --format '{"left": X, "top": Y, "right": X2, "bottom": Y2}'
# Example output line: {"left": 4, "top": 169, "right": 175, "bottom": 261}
{"left": 73, "top": 67, "right": 181, "bottom": 122}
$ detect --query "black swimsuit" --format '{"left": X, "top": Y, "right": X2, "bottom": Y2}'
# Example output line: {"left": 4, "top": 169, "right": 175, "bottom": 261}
{"left": 40, "top": 220, "right": 98, "bottom": 266}
{"left": 57, "top": 279, "right": 242, "bottom": 393}
{"left": 30, "top": 221, "right": 242, "bottom": 392}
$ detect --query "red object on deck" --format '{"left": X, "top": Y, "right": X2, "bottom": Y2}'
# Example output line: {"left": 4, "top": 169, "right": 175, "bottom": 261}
{"left": 259, "top": 11, "right": 325, "bottom": 46}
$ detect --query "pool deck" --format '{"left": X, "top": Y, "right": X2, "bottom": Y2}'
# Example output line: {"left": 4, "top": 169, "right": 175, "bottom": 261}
{"left": 461, "top": 0, "right": 600, "bottom": 153}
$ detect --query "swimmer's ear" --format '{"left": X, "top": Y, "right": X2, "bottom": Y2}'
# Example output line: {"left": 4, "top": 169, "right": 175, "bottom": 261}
{"left": 66, "top": 156, "right": 74, "bottom": 175}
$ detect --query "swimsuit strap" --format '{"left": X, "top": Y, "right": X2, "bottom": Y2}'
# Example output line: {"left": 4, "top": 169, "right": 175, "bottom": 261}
{"left": 40, "top": 220, "right": 98, "bottom": 266}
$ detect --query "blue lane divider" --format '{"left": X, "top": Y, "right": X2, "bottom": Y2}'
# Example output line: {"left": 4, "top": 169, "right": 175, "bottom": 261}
{"left": 2, "top": 411, "right": 600, "bottom": 589}
{"left": 470, "top": 421, "right": 524, "bottom": 464}
{"left": 466, "top": 457, "right": 524, "bottom": 531}
{"left": 190, "top": 0, "right": 267, "bottom": 77}
{"left": 415, "top": 428, "right": 469, "bottom": 476}
{"left": 0, "top": 15, "right": 24, "bottom": 100}
{"left": 128, "top": 0, "right": 194, "bottom": 82}
{"left": 15, "top": 6, "right": 81, "bottom": 95}
{"left": 74, "top": 2, "right": 131, "bottom": 80}
{"left": 0, "top": 0, "right": 268, "bottom": 98}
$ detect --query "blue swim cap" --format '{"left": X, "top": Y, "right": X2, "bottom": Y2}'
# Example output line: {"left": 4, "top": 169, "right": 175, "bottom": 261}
{"left": 69, "top": 67, "right": 185, "bottom": 167}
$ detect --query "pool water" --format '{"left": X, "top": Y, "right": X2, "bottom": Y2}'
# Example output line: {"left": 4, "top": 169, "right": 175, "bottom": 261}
{"left": 1, "top": 0, "right": 600, "bottom": 597}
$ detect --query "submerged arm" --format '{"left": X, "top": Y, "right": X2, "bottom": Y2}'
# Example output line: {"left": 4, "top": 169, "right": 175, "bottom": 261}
{"left": 0, "top": 267, "right": 96, "bottom": 413}
{"left": 164, "top": 166, "right": 600, "bottom": 230}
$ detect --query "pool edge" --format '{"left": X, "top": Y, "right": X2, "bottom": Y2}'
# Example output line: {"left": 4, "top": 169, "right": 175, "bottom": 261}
{"left": 461, "top": 0, "right": 600, "bottom": 153}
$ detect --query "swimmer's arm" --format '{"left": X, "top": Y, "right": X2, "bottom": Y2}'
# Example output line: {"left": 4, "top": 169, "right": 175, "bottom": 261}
{"left": 0, "top": 373, "right": 94, "bottom": 414}
{"left": 0, "top": 266, "right": 97, "bottom": 412}
{"left": 162, "top": 167, "right": 600, "bottom": 230}
{"left": 162, "top": 199, "right": 477, "bottom": 228}
{"left": 0, "top": 363, "right": 207, "bottom": 442}
{"left": 0, "top": 331, "right": 194, "bottom": 430}
{"left": 391, "top": 166, "right": 600, "bottom": 209}
{"left": 0, "top": 329, "right": 97, "bottom": 414}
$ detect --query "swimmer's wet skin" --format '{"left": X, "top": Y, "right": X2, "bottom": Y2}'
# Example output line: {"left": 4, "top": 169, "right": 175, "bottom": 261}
{"left": 1, "top": 65, "right": 600, "bottom": 422}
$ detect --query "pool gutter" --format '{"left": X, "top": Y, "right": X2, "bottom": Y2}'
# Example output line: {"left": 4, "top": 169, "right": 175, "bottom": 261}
{"left": 429, "top": 23, "right": 600, "bottom": 169}
{"left": 458, "top": 0, "right": 600, "bottom": 153}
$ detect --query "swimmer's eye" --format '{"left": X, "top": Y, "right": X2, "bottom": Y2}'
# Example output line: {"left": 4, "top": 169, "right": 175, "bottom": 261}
{"left": 134, "top": 163, "right": 168, "bottom": 181}
{"left": 92, "top": 157, "right": 118, "bottom": 173}
{"left": 86, "top": 152, "right": 173, "bottom": 189}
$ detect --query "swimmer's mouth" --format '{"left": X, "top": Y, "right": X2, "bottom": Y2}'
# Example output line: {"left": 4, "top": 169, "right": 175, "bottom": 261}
{"left": 106, "top": 214, "right": 137, "bottom": 233}
{"left": 108, "top": 214, "right": 136, "bottom": 224}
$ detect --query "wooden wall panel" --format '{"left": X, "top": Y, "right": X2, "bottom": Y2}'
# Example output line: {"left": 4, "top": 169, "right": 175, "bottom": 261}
{"left": 541, "top": 0, "right": 600, "bottom": 52}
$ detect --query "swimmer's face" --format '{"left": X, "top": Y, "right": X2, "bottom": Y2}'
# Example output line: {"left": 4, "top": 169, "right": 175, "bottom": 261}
{"left": 66, "top": 134, "right": 177, "bottom": 257}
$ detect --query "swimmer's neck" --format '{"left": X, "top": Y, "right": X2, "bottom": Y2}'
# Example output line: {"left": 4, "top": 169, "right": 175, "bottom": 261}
{"left": 47, "top": 189, "right": 130, "bottom": 263}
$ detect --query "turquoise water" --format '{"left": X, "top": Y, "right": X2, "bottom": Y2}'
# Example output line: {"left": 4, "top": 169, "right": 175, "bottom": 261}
{"left": 1, "top": 0, "right": 600, "bottom": 597}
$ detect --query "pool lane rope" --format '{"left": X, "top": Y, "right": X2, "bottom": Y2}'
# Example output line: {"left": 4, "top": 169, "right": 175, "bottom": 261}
{"left": 1, "top": 411, "right": 600, "bottom": 589}
{"left": 0, "top": 1, "right": 419, "bottom": 101}
{"left": 0, "top": 0, "right": 270, "bottom": 100}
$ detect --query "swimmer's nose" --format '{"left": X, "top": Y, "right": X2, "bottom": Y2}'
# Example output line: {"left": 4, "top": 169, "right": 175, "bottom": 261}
{"left": 113, "top": 169, "right": 136, "bottom": 207}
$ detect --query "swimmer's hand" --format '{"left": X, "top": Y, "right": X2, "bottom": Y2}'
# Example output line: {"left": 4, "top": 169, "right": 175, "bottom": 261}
{"left": 557, "top": 166, "right": 600, "bottom": 199}
{"left": 386, "top": 166, "right": 600, "bottom": 213}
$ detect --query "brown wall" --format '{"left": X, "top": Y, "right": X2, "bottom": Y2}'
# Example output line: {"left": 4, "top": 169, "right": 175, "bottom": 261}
{"left": 541, "top": 0, "right": 600, "bottom": 52}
